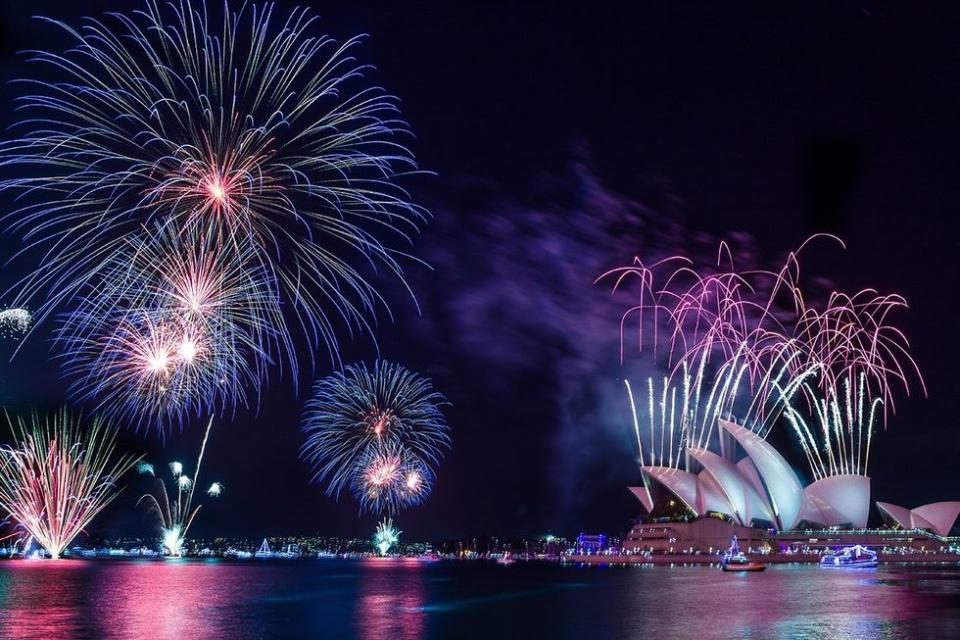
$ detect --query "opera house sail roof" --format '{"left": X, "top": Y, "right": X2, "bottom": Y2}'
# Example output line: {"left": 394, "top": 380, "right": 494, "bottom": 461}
{"left": 876, "top": 501, "right": 960, "bottom": 537}
{"left": 629, "top": 420, "right": 959, "bottom": 535}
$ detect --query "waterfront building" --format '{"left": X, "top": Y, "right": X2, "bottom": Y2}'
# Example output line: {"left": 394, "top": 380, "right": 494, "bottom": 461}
{"left": 623, "top": 419, "right": 960, "bottom": 557}
{"left": 629, "top": 419, "right": 960, "bottom": 535}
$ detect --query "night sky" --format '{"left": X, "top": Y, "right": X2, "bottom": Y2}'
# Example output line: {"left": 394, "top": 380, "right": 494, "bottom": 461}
{"left": 0, "top": 1, "right": 958, "bottom": 541}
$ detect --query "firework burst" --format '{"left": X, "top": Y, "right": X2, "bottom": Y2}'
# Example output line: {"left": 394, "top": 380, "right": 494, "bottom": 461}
{"left": 0, "top": 0, "right": 428, "bottom": 418}
{"left": 0, "top": 410, "right": 140, "bottom": 559}
{"left": 350, "top": 442, "right": 433, "bottom": 515}
{"left": 301, "top": 360, "right": 450, "bottom": 515}
{"left": 794, "top": 290, "right": 924, "bottom": 416}
{"left": 57, "top": 225, "right": 282, "bottom": 431}
{"left": 0, "top": 308, "right": 31, "bottom": 338}
{"left": 138, "top": 417, "right": 221, "bottom": 556}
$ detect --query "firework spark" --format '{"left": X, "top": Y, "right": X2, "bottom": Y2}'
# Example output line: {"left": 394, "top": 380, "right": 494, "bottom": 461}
{"left": 781, "top": 373, "right": 883, "bottom": 480}
{"left": 57, "top": 225, "right": 280, "bottom": 431}
{"left": 0, "top": 308, "right": 31, "bottom": 338}
{"left": 0, "top": 410, "right": 140, "bottom": 559}
{"left": 373, "top": 518, "right": 401, "bottom": 556}
{"left": 602, "top": 236, "right": 923, "bottom": 424}
{"left": 301, "top": 360, "right": 450, "bottom": 515}
{"left": 138, "top": 418, "right": 221, "bottom": 556}
{"left": 350, "top": 443, "right": 433, "bottom": 515}
{"left": 0, "top": 0, "right": 428, "bottom": 416}
{"left": 624, "top": 347, "right": 813, "bottom": 471}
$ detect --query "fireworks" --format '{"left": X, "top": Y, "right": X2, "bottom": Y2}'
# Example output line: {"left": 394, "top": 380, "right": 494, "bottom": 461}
{"left": 603, "top": 236, "right": 923, "bottom": 423}
{"left": 624, "top": 347, "right": 814, "bottom": 471}
{"left": 373, "top": 518, "right": 401, "bottom": 556}
{"left": 0, "top": 308, "right": 31, "bottom": 338}
{"left": 794, "top": 290, "right": 925, "bottom": 416}
{"left": 782, "top": 373, "right": 883, "bottom": 480}
{"left": 0, "top": 410, "right": 140, "bottom": 559}
{"left": 0, "top": 0, "right": 428, "bottom": 429}
{"left": 138, "top": 418, "right": 221, "bottom": 556}
{"left": 57, "top": 225, "right": 279, "bottom": 431}
{"left": 608, "top": 236, "right": 923, "bottom": 486}
{"left": 300, "top": 360, "right": 450, "bottom": 515}
{"left": 350, "top": 443, "right": 432, "bottom": 515}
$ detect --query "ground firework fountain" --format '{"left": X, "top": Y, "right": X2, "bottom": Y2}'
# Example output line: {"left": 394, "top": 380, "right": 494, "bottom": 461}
{"left": 373, "top": 518, "right": 401, "bottom": 556}
{"left": 0, "top": 410, "right": 140, "bottom": 559}
{"left": 138, "top": 418, "right": 222, "bottom": 556}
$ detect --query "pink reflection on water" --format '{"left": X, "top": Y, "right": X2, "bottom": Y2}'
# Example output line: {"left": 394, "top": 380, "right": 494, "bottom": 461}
{"left": 355, "top": 557, "right": 426, "bottom": 640}
{"left": 0, "top": 560, "right": 88, "bottom": 639}
{"left": 610, "top": 564, "right": 937, "bottom": 639}
{"left": 0, "top": 559, "right": 262, "bottom": 640}
{"left": 90, "top": 559, "right": 247, "bottom": 639}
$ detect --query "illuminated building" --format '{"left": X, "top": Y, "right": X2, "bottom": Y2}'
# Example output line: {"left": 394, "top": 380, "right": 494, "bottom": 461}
{"left": 629, "top": 420, "right": 960, "bottom": 536}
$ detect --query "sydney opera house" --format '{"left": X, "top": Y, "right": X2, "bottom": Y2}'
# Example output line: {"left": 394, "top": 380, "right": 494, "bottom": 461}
{"left": 624, "top": 419, "right": 960, "bottom": 554}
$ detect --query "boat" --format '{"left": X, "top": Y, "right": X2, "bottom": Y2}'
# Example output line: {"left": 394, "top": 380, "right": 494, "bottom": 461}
{"left": 720, "top": 535, "right": 765, "bottom": 572}
{"left": 819, "top": 545, "right": 877, "bottom": 568}
{"left": 254, "top": 538, "right": 277, "bottom": 559}
{"left": 495, "top": 553, "right": 516, "bottom": 566}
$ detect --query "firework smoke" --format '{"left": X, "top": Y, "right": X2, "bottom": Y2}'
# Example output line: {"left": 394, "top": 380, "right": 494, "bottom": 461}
{"left": 411, "top": 156, "right": 772, "bottom": 523}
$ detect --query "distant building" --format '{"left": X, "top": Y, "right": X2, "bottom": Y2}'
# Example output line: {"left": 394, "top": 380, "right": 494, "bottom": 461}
{"left": 623, "top": 518, "right": 769, "bottom": 555}
{"left": 575, "top": 533, "right": 607, "bottom": 554}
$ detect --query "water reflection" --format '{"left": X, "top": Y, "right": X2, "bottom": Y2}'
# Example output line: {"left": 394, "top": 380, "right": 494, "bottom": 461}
{"left": 355, "top": 558, "right": 426, "bottom": 640}
{"left": 609, "top": 564, "right": 960, "bottom": 640}
{"left": 90, "top": 559, "right": 247, "bottom": 639}
{"left": 0, "top": 559, "right": 268, "bottom": 640}
{"left": 0, "top": 560, "right": 956, "bottom": 639}
{"left": 0, "top": 561, "right": 88, "bottom": 639}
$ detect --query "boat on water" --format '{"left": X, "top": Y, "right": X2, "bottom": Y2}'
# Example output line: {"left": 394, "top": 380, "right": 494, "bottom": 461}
{"left": 820, "top": 545, "right": 877, "bottom": 568}
{"left": 720, "top": 535, "right": 765, "bottom": 572}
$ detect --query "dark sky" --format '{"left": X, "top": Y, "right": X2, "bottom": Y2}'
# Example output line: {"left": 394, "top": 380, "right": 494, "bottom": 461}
{"left": 0, "top": 1, "right": 958, "bottom": 541}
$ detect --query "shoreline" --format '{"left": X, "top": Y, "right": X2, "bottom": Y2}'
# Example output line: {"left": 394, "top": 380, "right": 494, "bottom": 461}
{"left": 2, "top": 552, "right": 958, "bottom": 566}
{"left": 563, "top": 552, "right": 960, "bottom": 566}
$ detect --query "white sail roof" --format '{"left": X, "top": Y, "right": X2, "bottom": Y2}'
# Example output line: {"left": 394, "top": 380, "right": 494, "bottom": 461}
{"left": 878, "top": 501, "right": 960, "bottom": 537}
{"left": 801, "top": 475, "right": 871, "bottom": 529}
{"left": 720, "top": 419, "right": 805, "bottom": 530}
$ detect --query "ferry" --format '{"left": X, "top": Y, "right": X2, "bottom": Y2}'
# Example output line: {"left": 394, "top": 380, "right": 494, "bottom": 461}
{"left": 819, "top": 545, "right": 877, "bottom": 568}
{"left": 720, "top": 535, "right": 765, "bottom": 572}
